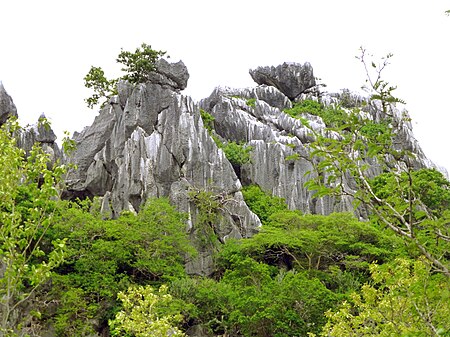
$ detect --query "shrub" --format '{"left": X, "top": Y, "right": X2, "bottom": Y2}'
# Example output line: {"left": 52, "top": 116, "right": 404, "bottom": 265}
{"left": 222, "top": 141, "right": 252, "bottom": 166}
{"left": 241, "top": 185, "right": 288, "bottom": 225}
{"left": 200, "top": 109, "right": 215, "bottom": 133}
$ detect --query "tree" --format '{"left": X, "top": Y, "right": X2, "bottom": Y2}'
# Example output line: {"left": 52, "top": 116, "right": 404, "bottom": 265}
{"left": 304, "top": 48, "right": 450, "bottom": 277}
{"left": 116, "top": 43, "right": 166, "bottom": 84}
{"left": 47, "top": 197, "right": 195, "bottom": 335}
{"left": 84, "top": 43, "right": 166, "bottom": 108}
{"left": 315, "top": 259, "right": 450, "bottom": 336}
{"left": 109, "top": 285, "right": 186, "bottom": 337}
{"left": 0, "top": 119, "right": 68, "bottom": 336}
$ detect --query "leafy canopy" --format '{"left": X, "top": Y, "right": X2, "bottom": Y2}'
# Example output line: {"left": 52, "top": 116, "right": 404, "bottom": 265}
{"left": 316, "top": 259, "right": 450, "bottom": 337}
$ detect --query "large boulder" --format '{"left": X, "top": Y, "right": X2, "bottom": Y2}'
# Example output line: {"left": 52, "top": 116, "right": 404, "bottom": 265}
{"left": 144, "top": 58, "right": 190, "bottom": 91}
{"left": 0, "top": 82, "right": 18, "bottom": 125}
{"left": 249, "top": 62, "right": 316, "bottom": 100}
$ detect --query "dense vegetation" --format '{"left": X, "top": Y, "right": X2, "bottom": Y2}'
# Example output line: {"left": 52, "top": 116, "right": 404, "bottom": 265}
{"left": 1, "top": 45, "right": 449, "bottom": 336}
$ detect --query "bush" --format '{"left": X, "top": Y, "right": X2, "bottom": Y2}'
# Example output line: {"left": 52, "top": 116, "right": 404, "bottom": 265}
{"left": 47, "top": 198, "right": 195, "bottom": 335}
{"left": 242, "top": 185, "right": 288, "bottom": 225}
{"left": 222, "top": 141, "right": 252, "bottom": 166}
{"left": 284, "top": 99, "right": 348, "bottom": 128}
{"left": 200, "top": 109, "right": 215, "bottom": 133}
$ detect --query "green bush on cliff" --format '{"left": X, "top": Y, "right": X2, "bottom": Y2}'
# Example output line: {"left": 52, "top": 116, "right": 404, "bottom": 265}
{"left": 284, "top": 99, "right": 347, "bottom": 128}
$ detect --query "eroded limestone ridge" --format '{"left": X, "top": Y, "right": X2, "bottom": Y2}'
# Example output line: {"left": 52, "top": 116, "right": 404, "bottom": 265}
{"left": 1, "top": 59, "right": 437, "bottom": 275}
{"left": 64, "top": 59, "right": 261, "bottom": 275}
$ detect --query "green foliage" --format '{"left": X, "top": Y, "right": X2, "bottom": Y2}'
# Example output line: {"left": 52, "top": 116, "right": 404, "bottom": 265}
{"left": 371, "top": 168, "right": 450, "bottom": 218}
{"left": 47, "top": 198, "right": 194, "bottom": 335}
{"left": 317, "top": 259, "right": 450, "bottom": 337}
{"left": 199, "top": 109, "right": 215, "bottom": 133}
{"left": 222, "top": 141, "right": 253, "bottom": 166}
{"left": 172, "top": 258, "right": 340, "bottom": 337}
{"left": 246, "top": 98, "right": 257, "bottom": 107}
{"left": 368, "top": 168, "right": 450, "bottom": 274}
{"left": 285, "top": 153, "right": 300, "bottom": 161}
{"left": 0, "top": 119, "right": 68, "bottom": 335}
{"left": 117, "top": 43, "right": 167, "bottom": 84}
{"left": 241, "top": 185, "right": 288, "bottom": 225}
{"left": 83, "top": 66, "right": 118, "bottom": 109}
{"left": 188, "top": 189, "right": 223, "bottom": 248}
{"left": 229, "top": 212, "right": 405, "bottom": 283}
{"left": 284, "top": 99, "right": 323, "bottom": 117}
{"left": 109, "top": 284, "right": 186, "bottom": 337}
{"left": 84, "top": 43, "right": 166, "bottom": 109}
{"left": 304, "top": 49, "right": 450, "bottom": 277}
{"left": 284, "top": 99, "right": 348, "bottom": 128}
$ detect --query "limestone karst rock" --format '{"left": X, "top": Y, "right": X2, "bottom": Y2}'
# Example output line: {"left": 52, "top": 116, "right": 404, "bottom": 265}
{"left": 16, "top": 115, "right": 62, "bottom": 165}
{"left": 2, "top": 58, "right": 439, "bottom": 276}
{"left": 0, "top": 82, "right": 18, "bottom": 125}
{"left": 65, "top": 59, "right": 261, "bottom": 275}
{"left": 200, "top": 70, "right": 437, "bottom": 217}
{"left": 249, "top": 62, "right": 316, "bottom": 100}
{"left": 0, "top": 83, "right": 61, "bottom": 163}
{"left": 66, "top": 58, "right": 437, "bottom": 243}
{"left": 200, "top": 85, "right": 356, "bottom": 215}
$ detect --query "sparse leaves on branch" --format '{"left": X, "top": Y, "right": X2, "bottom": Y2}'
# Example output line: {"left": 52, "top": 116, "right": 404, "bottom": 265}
{"left": 304, "top": 48, "right": 450, "bottom": 277}
{"left": 83, "top": 66, "right": 118, "bottom": 109}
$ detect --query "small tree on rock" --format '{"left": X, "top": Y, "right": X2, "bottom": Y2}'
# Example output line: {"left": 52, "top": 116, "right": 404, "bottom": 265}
{"left": 84, "top": 43, "right": 166, "bottom": 108}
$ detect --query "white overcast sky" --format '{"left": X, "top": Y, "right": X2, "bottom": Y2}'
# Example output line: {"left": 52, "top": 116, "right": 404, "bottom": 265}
{"left": 1, "top": 1, "right": 449, "bottom": 173}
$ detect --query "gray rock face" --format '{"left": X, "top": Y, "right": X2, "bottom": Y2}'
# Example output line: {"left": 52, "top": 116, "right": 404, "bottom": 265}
{"left": 64, "top": 59, "right": 437, "bottom": 273}
{"left": 0, "top": 82, "right": 18, "bottom": 125}
{"left": 200, "top": 78, "right": 433, "bottom": 217}
{"left": 66, "top": 60, "right": 260, "bottom": 275}
{"left": 249, "top": 62, "right": 316, "bottom": 100}
{"left": 0, "top": 84, "right": 61, "bottom": 165}
{"left": 200, "top": 85, "right": 344, "bottom": 214}
{"left": 16, "top": 116, "right": 62, "bottom": 164}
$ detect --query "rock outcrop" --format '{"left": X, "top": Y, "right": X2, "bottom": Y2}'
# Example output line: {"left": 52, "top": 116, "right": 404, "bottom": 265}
{"left": 2, "top": 58, "right": 437, "bottom": 275}
{"left": 200, "top": 68, "right": 435, "bottom": 217}
{"left": 0, "top": 83, "right": 61, "bottom": 163}
{"left": 65, "top": 59, "right": 261, "bottom": 275}
{"left": 67, "top": 59, "right": 436, "bottom": 244}
{"left": 200, "top": 85, "right": 356, "bottom": 215}
{"left": 0, "top": 82, "right": 18, "bottom": 125}
{"left": 16, "top": 115, "right": 62, "bottom": 164}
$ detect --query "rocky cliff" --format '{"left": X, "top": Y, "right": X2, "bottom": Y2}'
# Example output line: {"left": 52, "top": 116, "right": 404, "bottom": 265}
{"left": 1, "top": 60, "right": 436, "bottom": 275}
{"left": 64, "top": 60, "right": 261, "bottom": 275}
{"left": 199, "top": 62, "right": 435, "bottom": 216}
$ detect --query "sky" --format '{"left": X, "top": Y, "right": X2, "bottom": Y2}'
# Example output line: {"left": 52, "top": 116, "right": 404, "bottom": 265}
{"left": 1, "top": 0, "right": 449, "bottom": 173}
